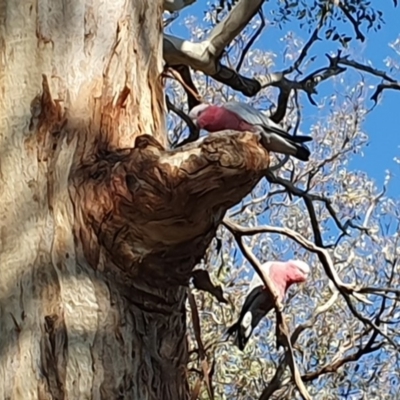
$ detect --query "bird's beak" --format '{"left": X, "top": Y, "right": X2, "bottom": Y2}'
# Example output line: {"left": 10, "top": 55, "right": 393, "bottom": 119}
{"left": 299, "top": 272, "right": 308, "bottom": 284}
{"left": 188, "top": 112, "right": 198, "bottom": 126}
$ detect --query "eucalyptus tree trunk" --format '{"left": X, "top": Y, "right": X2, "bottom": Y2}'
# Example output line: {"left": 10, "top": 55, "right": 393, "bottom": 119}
{"left": 0, "top": 1, "right": 269, "bottom": 399}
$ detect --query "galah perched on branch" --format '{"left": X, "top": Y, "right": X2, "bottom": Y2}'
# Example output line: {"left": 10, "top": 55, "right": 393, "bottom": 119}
{"left": 188, "top": 102, "right": 312, "bottom": 161}
{"left": 227, "top": 259, "right": 310, "bottom": 350}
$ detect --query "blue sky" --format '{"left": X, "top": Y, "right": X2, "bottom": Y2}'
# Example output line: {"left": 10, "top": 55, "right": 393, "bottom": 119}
{"left": 168, "top": 0, "right": 400, "bottom": 197}
{"left": 167, "top": 5, "right": 400, "bottom": 394}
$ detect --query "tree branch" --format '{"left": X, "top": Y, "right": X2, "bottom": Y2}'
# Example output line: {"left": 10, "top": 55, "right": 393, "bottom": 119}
{"left": 302, "top": 335, "right": 381, "bottom": 382}
{"left": 337, "top": 2, "right": 365, "bottom": 42}
{"left": 371, "top": 81, "right": 400, "bottom": 103}
{"left": 207, "top": 0, "right": 265, "bottom": 59}
{"left": 336, "top": 54, "right": 396, "bottom": 83}
{"left": 188, "top": 289, "right": 215, "bottom": 400}
{"left": 282, "top": 5, "right": 327, "bottom": 76}
{"left": 164, "top": 0, "right": 266, "bottom": 95}
{"left": 174, "top": 65, "right": 202, "bottom": 109}
{"left": 163, "top": 34, "right": 261, "bottom": 96}
{"left": 166, "top": 95, "right": 200, "bottom": 147}
{"left": 236, "top": 10, "right": 265, "bottom": 72}
{"left": 163, "top": 0, "right": 197, "bottom": 12}
{"left": 329, "top": 54, "right": 400, "bottom": 103}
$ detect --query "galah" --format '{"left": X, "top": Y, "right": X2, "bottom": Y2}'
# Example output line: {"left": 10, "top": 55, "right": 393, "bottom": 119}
{"left": 227, "top": 259, "right": 310, "bottom": 350}
{"left": 188, "top": 101, "right": 312, "bottom": 161}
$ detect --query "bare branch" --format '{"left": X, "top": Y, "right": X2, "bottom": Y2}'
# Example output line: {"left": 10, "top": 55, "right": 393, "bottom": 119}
{"left": 165, "top": 12, "right": 349, "bottom": 105}
{"left": 164, "top": 34, "right": 218, "bottom": 76}
{"left": 236, "top": 10, "right": 265, "bottom": 72}
{"left": 163, "top": 0, "right": 266, "bottom": 95}
{"left": 358, "top": 286, "right": 400, "bottom": 297}
{"left": 270, "top": 85, "right": 291, "bottom": 123}
{"left": 208, "top": 0, "right": 265, "bottom": 59}
{"left": 337, "top": 2, "right": 365, "bottom": 42}
{"left": 329, "top": 54, "right": 400, "bottom": 103}
{"left": 188, "top": 289, "right": 215, "bottom": 400}
{"left": 263, "top": 56, "right": 346, "bottom": 114}
{"left": 166, "top": 95, "right": 200, "bottom": 147}
{"left": 371, "top": 81, "right": 400, "bottom": 103}
{"left": 336, "top": 55, "right": 397, "bottom": 83}
{"left": 282, "top": 5, "right": 328, "bottom": 76}
{"left": 164, "top": 66, "right": 203, "bottom": 147}
{"left": 164, "top": 0, "right": 197, "bottom": 12}
{"left": 265, "top": 172, "right": 350, "bottom": 238}
{"left": 302, "top": 337, "right": 382, "bottom": 382}
{"left": 212, "top": 65, "right": 262, "bottom": 96}
{"left": 164, "top": 67, "right": 203, "bottom": 104}
{"left": 170, "top": 65, "right": 202, "bottom": 110}
{"left": 164, "top": 34, "right": 261, "bottom": 96}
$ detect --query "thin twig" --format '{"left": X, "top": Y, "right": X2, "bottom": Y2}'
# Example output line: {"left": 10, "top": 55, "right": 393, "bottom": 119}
{"left": 166, "top": 95, "right": 200, "bottom": 147}
{"left": 337, "top": 2, "right": 365, "bottom": 41}
{"left": 188, "top": 289, "right": 215, "bottom": 400}
{"left": 236, "top": 10, "right": 265, "bottom": 72}
{"left": 260, "top": 290, "right": 339, "bottom": 399}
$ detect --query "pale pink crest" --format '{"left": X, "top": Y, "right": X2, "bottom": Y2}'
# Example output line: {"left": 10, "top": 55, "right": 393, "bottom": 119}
{"left": 188, "top": 104, "right": 211, "bottom": 121}
{"left": 263, "top": 259, "right": 310, "bottom": 300}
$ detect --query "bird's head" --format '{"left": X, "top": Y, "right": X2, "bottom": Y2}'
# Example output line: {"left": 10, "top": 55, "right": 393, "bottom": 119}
{"left": 188, "top": 103, "right": 211, "bottom": 126}
{"left": 287, "top": 259, "right": 310, "bottom": 284}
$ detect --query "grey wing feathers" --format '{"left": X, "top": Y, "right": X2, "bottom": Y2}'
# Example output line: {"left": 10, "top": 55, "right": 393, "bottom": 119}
{"left": 223, "top": 101, "right": 312, "bottom": 143}
{"left": 223, "top": 101, "right": 269, "bottom": 126}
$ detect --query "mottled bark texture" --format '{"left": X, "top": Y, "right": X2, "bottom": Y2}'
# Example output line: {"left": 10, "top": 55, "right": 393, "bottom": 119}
{"left": 0, "top": 0, "right": 269, "bottom": 399}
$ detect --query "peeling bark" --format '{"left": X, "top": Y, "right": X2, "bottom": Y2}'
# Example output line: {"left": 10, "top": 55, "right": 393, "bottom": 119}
{"left": 0, "top": 0, "right": 270, "bottom": 399}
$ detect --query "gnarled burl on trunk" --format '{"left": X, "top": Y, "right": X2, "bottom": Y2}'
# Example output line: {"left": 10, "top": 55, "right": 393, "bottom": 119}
{"left": 70, "top": 130, "right": 269, "bottom": 398}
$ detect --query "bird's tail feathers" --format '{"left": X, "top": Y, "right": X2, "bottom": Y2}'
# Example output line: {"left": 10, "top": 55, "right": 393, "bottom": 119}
{"left": 226, "top": 321, "right": 252, "bottom": 350}
{"left": 294, "top": 144, "right": 311, "bottom": 161}
{"left": 259, "top": 124, "right": 312, "bottom": 144}
{"left": 226, "top": 322, "right": 245, "bottom": 349}
{"left": 261, "top": 132, "right": 311, "bottom": 161}
{"left": 290, "top": 135, "right": 313, "bottom": 143}
{"left": 226, "top": 322, "right": 238, "bottom": 338}
{"left": 226, "top": 322, "right": 238, "bottom": 336}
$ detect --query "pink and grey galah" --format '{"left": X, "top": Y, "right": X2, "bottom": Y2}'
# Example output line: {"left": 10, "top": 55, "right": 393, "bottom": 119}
{"left": 227, "top": 259, "right": 310, "bottom": 350}
{"left": 188, "top": 101, "right": 312, "bottom": 161}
